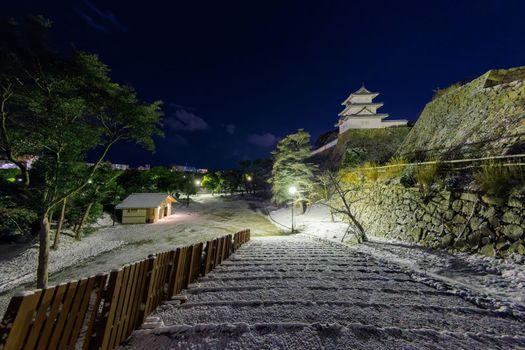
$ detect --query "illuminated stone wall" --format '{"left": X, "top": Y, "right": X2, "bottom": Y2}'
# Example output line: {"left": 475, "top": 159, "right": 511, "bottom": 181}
{"left": 397, "top": 66, "right": 525, "bottom": 160}
{"left": 353, "top": 184, "right": 524, "bottom": 258}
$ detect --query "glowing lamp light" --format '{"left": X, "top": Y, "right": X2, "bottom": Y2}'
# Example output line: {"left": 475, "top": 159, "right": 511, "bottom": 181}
{"left": 288, "top": 186, "right": 297, "bottom": 195}
{"left": 246, "top": 175, "right": 252, "bottom": 181}
{"left": 195, "top": 180, "right": 201, "bottom": 186}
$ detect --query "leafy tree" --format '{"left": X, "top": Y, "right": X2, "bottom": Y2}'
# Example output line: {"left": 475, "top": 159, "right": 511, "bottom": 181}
{"left": 0, "top": 17, "right": 163, "bottom": 288}
{"left": 180, "top": 173, "right": 197, "bottom": 206}
{"left": 269, "top": 129, "right": 315, "bottom": 207}
{"left": 201, "top": 172, "right": 222, "bottom": 194}
{"left": 222, "top": 170, "right": 242, "bottom": 195}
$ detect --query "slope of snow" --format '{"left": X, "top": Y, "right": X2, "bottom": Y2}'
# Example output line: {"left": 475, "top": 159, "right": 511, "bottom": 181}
{"left": 0, "top": 194, "right": 279, "bottom": 315}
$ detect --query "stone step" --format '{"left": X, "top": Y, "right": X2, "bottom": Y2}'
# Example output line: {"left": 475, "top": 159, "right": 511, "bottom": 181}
{"left": 154, "top": 300, "right": 524, "bottom": 335}
{"left": 183, "top": 285, "right": 476, "bottom": 308}
{"left": 190, "top": 276, "right": 436, "bottom": 292}
{"left": 197, "top": 272, "right": 413, "bottom": 283}
{"left": 120, "top": 322, "right": 525, "bottom": 350}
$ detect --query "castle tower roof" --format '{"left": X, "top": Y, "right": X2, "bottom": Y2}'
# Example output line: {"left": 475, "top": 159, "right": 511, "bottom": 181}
{"left": 342, "top": 85, "right": 380, "bottom": 105}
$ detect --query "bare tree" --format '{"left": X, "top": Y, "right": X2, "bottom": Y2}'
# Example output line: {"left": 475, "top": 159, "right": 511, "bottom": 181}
{"left": 312, "top": 171, "right": 367, "bottom": 243}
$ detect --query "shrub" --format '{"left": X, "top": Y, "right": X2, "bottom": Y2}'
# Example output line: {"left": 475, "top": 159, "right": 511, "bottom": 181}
{"left": 360, "top": 162, "right": 379, "bottom": 182}
{"left": 399, "top": 166, "right": 417, "bottom": 187}
{"left": 474, "top": 162, "right": 524, "bottom": 197}
{"left": 0, "top": 205, "right": 37, "bottom": 242}
{"left": 379, "top": 157, "right": 407, "bottom": 180}
{"left": 415, "top": 160, "right": 441, "bottom": 189}
{"left": 341, "top": 147, "right": 368, "bottom": 169}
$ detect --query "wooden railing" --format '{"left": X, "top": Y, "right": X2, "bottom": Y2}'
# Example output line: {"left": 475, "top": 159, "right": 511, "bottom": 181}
{"left": 0, "top": 229, "right": 251, "bottom": 350}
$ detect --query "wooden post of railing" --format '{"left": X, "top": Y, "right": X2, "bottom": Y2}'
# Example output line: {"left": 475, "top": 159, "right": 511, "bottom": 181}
{"left": 202, "top": 240, "right": 214, "bottom": 275}
{"left": 138, "top": 255, "right": 156, "bottom": 323}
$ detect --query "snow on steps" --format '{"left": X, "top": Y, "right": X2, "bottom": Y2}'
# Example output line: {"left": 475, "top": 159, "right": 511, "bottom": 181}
{"left": 120, "top": 322, "right": 525, "bottom": 349}
{"left": 119, "top": 235, "right": 525, "bottom": 349}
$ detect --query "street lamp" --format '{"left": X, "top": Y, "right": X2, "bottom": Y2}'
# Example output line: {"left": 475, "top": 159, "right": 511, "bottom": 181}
{"left": 246, "top": 175, "right": 252, "bottom": 182}
{"left": 288, "top": 186, "right": 297, "bottom": 233}
{"left": 195, "top": 180, "right": 201, "bottom": 186}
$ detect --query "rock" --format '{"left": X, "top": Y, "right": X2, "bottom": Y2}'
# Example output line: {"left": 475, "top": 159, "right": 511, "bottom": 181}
{"left": 460, "top": 193, "right": 478, "bottom": 202}
{"left": 441, "top": 234, "right": 454, "bottom": 247}
{"left": 443, "top": 209, "right": 455, "bottom": 221}
{"left": 502, "top": 210, "right": 521, "bottom": 225}
{"left": 496, "top": 239, "right": 510, "bottom": 250}
{"left": 481, "top": 244, "right": 495, "bottom": 257}
{"left": 478, "top": 222, "right": 494, "bottom": 238}
{"left": 469, "top": 217, "right": 483, "bottom": 231}
{"left": 468, "top": 232, "right": 481, "bottom": 247}
{"left": 452, "top": 214, "right": 466, "bottom": 224}
{"left": 482, "top": 195, "right": 505, "bottom": 206}
{"left": 461, "top": 201, "right": 474, "bottom": 215}
{"left": 481, "top": 206, "right": 497, "bottom": 219}
{"left": 488, "top": 216, "right": 501, "bottom": 229}
{"left": 410, "top": 227, "right": 422, "bottom": 242}
{"left": 507, "top": 198, "right": 523, "bottom": 208}
{"left": 502, "top": 225, "right": 524, "bottom": 240}
{"left": 451, "top": 200, "right": 463, "bottom": 212}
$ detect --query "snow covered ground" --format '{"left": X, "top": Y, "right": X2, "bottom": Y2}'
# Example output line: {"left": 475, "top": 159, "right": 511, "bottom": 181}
{"left": 120, "top": 235, "right": 525, "bottom": 349}
{"left": 269, "top": 204, "right": 525, "bottom": 316}
{"left": 0, "top": 194, "right": 280, "bottom": 315}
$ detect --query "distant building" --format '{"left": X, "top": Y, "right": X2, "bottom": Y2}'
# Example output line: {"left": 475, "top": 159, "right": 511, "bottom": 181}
{"left": 336, "top": 86, "right": 408, "bottom": 133}
{"left": 137, "top": 164, "right": 151, "bottom": 171}
{"left": 171, "top": 165, "right": 208, "bottom": 174}
{"left": 111, "top": 163, "right": 130, "bottom": 171}
{"left": 0, "top": 155, "right": 38, "bottom": 170}
{"left": 116, "top": 193, "right": 176, "bottom": 224}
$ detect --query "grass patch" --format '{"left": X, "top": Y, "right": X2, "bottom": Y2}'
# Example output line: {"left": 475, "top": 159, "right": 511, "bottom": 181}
{"left": 474, "top": 162, "right": 524, "bottom": 197}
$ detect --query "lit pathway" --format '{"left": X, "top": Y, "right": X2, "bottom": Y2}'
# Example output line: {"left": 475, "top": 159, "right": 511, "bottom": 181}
{"left": 120, "top": 235, "right": 525, "bottom": 349}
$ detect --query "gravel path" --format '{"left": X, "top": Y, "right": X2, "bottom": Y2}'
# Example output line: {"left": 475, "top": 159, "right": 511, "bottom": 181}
{"left": 119, "top": 235, "right": 525, "bottom": 349}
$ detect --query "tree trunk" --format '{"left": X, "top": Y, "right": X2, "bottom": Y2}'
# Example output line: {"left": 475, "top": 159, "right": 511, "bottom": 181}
{"left": 75, "top": 202, "right": 93, "bottom": 240}
{"left": 52, "top": 198, "right": 67, "bottom": 250}
{"left": 37, "top": 214, "right": 50, "bottom": 288}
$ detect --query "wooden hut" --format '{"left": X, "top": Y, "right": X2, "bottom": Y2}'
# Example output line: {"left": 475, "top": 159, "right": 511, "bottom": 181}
{"left": 116, "top": 193, "right": 176, "bottom": 224}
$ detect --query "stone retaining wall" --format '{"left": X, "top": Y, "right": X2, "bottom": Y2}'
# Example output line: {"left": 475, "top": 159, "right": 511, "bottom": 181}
{"left": 353, "top": 184, "right": 524, "bottom": 257}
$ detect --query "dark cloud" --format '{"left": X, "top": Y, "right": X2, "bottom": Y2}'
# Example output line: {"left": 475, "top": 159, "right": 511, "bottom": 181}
{"left": 247, "top": 133, "right": 278, "bottom": 147}
{"left": 78, "top": 0, "right": 127, "bottom": 32}
{"left": 225, "top": 124, "right": 236, "bottom": 135}
{"left": 165, "top": 109, "right": 209, "bottom": 132}
{"left": 170, "top": 134, "right": 188, "bottom": 145}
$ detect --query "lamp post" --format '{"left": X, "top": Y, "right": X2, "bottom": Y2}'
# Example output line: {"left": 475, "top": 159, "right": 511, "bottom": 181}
{"left": 288, "top": 186, "right": 297, "bottom": 233}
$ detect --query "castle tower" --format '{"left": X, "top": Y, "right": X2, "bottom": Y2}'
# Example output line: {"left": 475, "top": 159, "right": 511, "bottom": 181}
{"left": 336, "top": 85, "right": 408, "bottom": 134}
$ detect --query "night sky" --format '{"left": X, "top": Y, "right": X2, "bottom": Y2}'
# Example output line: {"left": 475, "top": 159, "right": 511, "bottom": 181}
{"left": 4, "top": 0, "right": 525, "bottom": 170}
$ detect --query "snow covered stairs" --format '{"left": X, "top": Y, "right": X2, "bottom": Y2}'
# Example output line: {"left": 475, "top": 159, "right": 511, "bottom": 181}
{"left": 120, "top": 235, "right": 525, "bottom": 349}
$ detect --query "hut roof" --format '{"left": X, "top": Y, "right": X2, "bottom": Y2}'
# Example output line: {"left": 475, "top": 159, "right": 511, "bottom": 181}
{"left": 116, "top": 193, "right": 176, "bottom": 209}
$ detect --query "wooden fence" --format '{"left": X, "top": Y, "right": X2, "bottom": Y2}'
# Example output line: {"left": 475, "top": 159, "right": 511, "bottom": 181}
{"left": 0, "top": 229, "right": 251, "bottom": 350}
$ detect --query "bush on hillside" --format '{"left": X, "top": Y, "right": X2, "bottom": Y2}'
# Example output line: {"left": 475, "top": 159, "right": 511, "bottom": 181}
{"left": 341, "top": 147, "right": 368, "bottom": 168}
{"left": 474, "top": 162, "right": 524, "bottom": 197}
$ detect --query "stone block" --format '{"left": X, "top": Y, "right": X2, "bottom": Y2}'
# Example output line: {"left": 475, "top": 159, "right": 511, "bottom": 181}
{"left": 451, "top": 200, "right": 463, "bottom": 212}
{"left": 503, "top": 225, "right": 524, "bottom": 240}
{"left": 482, "top": 195, "right": 505, "bottom": 206}
{"left": 460, "top": 192, "right": 479, "bottom": 202}
{"left": 502, "top": 210, "right": 521, "bottom": 225}
{"left": 507, "top": 198, "right": 523, "bottom": 208}
{"left": 441, "top": 233, "right": 454, "bottom": 247}
{"left": 480, "top": 244, "right": 495, "bottom": 257}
